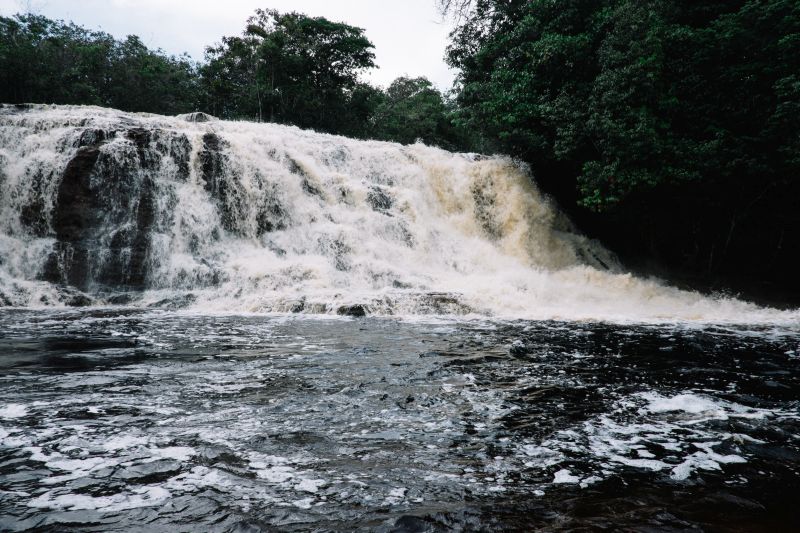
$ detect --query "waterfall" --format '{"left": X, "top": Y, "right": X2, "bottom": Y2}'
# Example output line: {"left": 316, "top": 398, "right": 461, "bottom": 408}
{"left": 0, "top": 104, "right": 795, "bottom": 323}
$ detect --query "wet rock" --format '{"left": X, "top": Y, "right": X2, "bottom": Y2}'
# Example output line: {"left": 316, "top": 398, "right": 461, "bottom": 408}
{"left": 53, "top": 146, "right": 103, "bottom": 243}
{"left": 256, "top": 188, "right": 288, "bottom": 236}
{"left": 95, "top": 173, "right": 160, "bottom": 290}
{"left": 391, "top": 515, "right": 439, "bottom": 533}
{"left": 128, "top": 177, "right": 157, "bottom": 289}
{"left": 331, "top": 238, "right": 351, "bottom": 271}
{"left": 470, "top": 179, "right": 501, "bottom": 239}
{"left": 200, "top": 133, "right": 224, "bottom": 188}
{"left": 77, "top": 129, "right": 110, "bottom": 148}
{"left": 19, "top": 173, "right": 52, "bottom": 237}
{"left": 337, "top": 304, "right": 368, "bottom": 317}
{"left": 154, "top": 133, "right": 191, "bottom": 181}
{"left": 287, "top": 299, "right": 305, "bottom": 313}
{"left": 509, "top": 340, "right": 533, "bottom": 357}
{"left": 178, "top": 111, "right": 217, "bottom": 123}
{"left": 148, "top": 293, "right": 197, "bottom": 309}
{"left": 63, "top": 292, "right": 93, "bottom": 307}
{"left": 107, "top": 293, "right": 137, "bottom": 305}
{"left": 126, "top": 128, "right": 152, "bottom": 167}
{"left": 43, "top": 143, "right": 104, "bottom": 289}
{"left": 367, "top": 186, "right": 393, "bottom": 212}
{"left": 417, "top": 293, "right": 472, "bottom": 315}
{"left": 288, "top": 157, "right": 324, "bottom": 199}
{"left": 200, "top": 133, "right": 246, "bottom": 234}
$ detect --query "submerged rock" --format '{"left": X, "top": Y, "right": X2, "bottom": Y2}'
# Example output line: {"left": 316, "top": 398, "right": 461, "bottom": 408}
{"left": 148, "top": 293, "right": 197, "bottom": 309}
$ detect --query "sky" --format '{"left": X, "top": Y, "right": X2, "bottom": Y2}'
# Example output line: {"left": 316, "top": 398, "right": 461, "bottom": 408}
{"left": 0, "top": 0, "right": 458, "bottom": 89}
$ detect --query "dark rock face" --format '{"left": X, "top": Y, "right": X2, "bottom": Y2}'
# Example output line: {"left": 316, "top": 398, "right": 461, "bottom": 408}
{"left": 53, "top": 146, "right": 103, "bottom": 242}
{"left": 41, "top": 126, "right": 190, "bottom": 292}
{"left": 337, "top": 304, "right": 368, "bottom": 317}
{"left": 200, "top": 133, "right": 245, "bottom": 234}
{"left": 470, "top": 180, "right": 501, "bottom": 239}
{"left": 255, "top": 188, "right": 287, "bottom": 235}
{"left": 19, "top": 168, "right": 55, "bottom": 237}
{"left": 0, "top": 290, "right": 12, "bottom": 307}
{"left": 57, "top": 286, "right": 93, "bottom": 307}
{"left": 43, "top": 144, "right": 104, "bottom": 289}
{"left": 200, "top": 132, "right": 224, "bottom": 185}
{"left": 128, "top": 177, "right": 157, "bottom": 289}
{"left": 200, "top": 133, "right": 288, "bottom": 237}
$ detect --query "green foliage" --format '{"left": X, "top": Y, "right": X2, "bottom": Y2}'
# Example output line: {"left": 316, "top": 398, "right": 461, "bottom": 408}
{"left": 446, "top": 0, "right": 800, "bottom": 211}
{"left": 202, "top": 9, "right": 376, "bottom": 132}
{"left": 0, "top": 14, "right": 200, "bottom": 114}
{"left": 370, "top": 76, "right": 458, "bottom": 148}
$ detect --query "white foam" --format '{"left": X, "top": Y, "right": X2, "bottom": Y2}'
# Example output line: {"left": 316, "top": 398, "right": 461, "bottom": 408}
{"left": 0, "top": 404, "right": 28, "bottom": 418}
{"left": 150, "top": 446, "right": 195, "bottom": 461}
{"left": 1, "top": 105, "right": 798, "bottom": 325}
{"left": 646, "top": 394, "right": 725, "bottom": 414}
{"left": 296, "top": 478, "right": 327, "bottom": 493}
{"left": 28, "top": 485, "right": 171, "bottom": 512}
{"left": 553, "top": 469, "right": 581, "bottom": 484}
{"left": 640, "top": 392, "right": 769, "bottom": 421}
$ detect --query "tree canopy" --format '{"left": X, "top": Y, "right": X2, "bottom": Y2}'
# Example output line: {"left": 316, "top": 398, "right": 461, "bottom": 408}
{"left": 202, "top": 9, "right": 377, "bottom": 132}
{"left": 0, "top": 14, "right": 200, "bottom": 114}
{"left": 444, "top": 0, "right": 800, "bottom": 212}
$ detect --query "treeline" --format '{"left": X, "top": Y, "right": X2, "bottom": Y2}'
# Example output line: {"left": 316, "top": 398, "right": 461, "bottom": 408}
{"left": 441, "top": 0, "right": 800, "bottom": 300}
{"left": 0, "top": 15, "right": 200, "bottom": 116}
{"left": 0, "top": 11, "right": 466, "bottom": 149}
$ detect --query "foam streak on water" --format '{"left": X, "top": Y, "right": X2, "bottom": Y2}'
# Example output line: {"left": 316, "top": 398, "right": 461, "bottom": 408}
{"left": 1, "top": 105, "right": 797, "bottom": 324}
{"left": 0, "top": 311, "right": 798, "bottom": 530}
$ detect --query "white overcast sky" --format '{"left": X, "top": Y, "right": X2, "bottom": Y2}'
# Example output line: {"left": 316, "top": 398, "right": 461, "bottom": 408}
{"left": 0, "top": 0, "right": 458, "bottom": 89}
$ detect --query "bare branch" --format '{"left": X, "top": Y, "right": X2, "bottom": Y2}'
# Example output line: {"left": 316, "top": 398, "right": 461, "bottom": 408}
{"left": 436, "top": 0, "right": 475, "bottom": 24}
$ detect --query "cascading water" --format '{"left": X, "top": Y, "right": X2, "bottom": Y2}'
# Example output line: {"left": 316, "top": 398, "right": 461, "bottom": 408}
{"left": 1, "top": 104, "right": 795, "bottom": 323}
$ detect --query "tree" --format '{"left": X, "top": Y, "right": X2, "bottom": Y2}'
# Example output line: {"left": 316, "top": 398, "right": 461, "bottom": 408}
{"left": 202, "top": 9, "right": 376, "bottom": 132}
{"left": 371, "top": 76, "right": 454, "bottom": 147}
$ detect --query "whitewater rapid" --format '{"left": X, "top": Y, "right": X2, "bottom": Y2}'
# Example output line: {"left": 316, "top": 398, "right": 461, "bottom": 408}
{"left": 0, "top": 104, "right": 797, "bottom": 324}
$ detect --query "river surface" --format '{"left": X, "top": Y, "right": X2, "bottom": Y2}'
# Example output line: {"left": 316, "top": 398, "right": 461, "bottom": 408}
{"left": 1, "top": 309, "right": 798, "bottom": 531}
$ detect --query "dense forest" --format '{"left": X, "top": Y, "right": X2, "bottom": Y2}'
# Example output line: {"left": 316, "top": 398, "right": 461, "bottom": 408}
{"left": 1, "top": 2, "right": 798, "bottom": 301}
